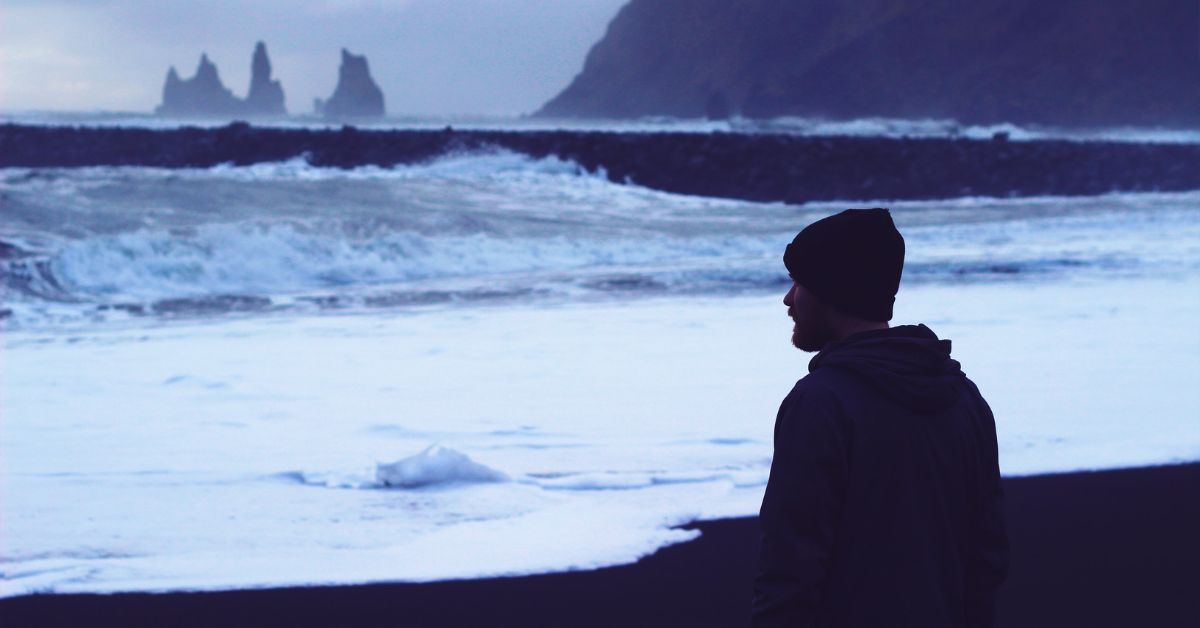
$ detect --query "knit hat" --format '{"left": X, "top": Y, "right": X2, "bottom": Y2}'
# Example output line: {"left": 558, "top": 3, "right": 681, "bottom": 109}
{"left": 783, "top": 208, "right": 905, "bottom": 321}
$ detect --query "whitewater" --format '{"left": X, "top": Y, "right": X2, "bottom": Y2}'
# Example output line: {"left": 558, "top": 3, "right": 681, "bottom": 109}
{"left": 2, "top": 146, "right": 1199, "bottom": 596}
{"left": 6, "top": 110, "right": 1200, "bottom": 144}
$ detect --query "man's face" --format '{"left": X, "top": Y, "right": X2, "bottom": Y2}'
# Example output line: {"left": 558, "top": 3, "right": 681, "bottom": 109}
{"left": 784, "top": 281, "right": 836, "bottom": 352}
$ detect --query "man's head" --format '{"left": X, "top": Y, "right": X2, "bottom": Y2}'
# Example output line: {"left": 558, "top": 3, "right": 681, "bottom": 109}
{"left": 783, "top": 208, "right": 905, "bottom": 351}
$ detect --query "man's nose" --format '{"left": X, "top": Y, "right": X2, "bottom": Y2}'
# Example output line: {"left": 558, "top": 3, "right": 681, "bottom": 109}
{"left": 783, "top": 284, "right": 794, "bottom": 307}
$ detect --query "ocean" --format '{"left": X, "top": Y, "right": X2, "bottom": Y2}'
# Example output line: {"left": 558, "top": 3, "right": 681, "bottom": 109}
{"left": 2, "top": 114, "right": 1198, "bottom": 596}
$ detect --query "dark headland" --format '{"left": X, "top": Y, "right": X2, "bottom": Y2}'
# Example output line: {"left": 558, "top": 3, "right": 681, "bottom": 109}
{"left": 3, "top": 123, "right": 1199, "bottom": 203}
{"left": 3, "top": 463, "right": 1197, "bottom": 627}
{"left": 537, "top": 0, "right": 1200, "bottom": 128}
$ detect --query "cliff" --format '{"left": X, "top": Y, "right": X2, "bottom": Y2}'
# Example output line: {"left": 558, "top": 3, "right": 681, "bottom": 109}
{"left": 317, "top": 49, "right": 385, "bottom": 119}
{"left": 537, "top": 0, "right": 1200, "bottom": 127}
{"left": 156, "top": 42, "right": 286, "bottom": 117}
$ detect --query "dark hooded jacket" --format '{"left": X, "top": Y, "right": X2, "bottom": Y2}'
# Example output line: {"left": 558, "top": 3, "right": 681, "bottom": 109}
{"left": 752, "top": 324, "right": 1008, "bottom": 628}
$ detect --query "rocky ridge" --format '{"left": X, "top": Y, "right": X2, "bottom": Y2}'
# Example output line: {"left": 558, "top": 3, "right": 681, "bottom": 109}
{"left": 4, "top": 123, "right": 1199, "bottom": 203}
{"left": 157, "top": 42, "right": 287, "bottom": 117}
{"left": 315, "top": 49, "right": 386, "bottom": 119}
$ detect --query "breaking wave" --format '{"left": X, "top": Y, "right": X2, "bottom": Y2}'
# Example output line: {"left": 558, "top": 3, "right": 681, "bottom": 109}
{"left": 6, "top": 110, "right": 1198, "bottom": 144}
{"left": 3, "top": 150, "right": 1198, "bottom": 327}
{"left": 0, "top": 222, "right": 784, "bottom": 301}
{"left": 0, "top": 150, "right": 586, "bottom": 187}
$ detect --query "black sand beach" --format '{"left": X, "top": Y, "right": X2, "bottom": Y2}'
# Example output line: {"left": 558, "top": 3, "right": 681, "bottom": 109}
{"left": 3, "top": 463, "right": 1198, "bottom": 627}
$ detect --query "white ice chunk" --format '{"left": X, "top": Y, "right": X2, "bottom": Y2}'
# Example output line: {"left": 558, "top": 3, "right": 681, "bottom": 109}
{"left": 375, "top": 445, "right": 509, "bottom": 488}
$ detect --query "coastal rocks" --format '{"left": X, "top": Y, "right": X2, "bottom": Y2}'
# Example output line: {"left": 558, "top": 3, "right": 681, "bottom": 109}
{"left": 244, "top": 42, "right": 286, "bottom": 116}
{"left": 316, "top": 49, "right": 385, "bottom": 119}
{"left": 156, "top": 42, "right": 287, "bottom": 117}
{"left": 157, "top": 54, "right": 243, "bottom": 117}
{"left": 156, "top": 44, "right": 388, "bottom": 120}
{"left": 537, "top": 0, "right": 1200, "bottom": 128}
{"left": 6, "top": 124, "right": 1200, "bottom": 203}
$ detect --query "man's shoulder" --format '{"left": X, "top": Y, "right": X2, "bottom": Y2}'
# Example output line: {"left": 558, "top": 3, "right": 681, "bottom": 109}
{"left": 775, "top": 372, "right": 852, "bottom": 449}
{"left": 787, "top": 367, "right": 862, "bottom": 401}
{"left": 780, "top": 370, "right": 847, "bottom": 417}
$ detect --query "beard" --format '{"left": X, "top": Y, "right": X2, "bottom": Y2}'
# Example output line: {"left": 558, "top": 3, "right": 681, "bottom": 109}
{"left": 790, "top": 310, "right": 835, "bottom": 352}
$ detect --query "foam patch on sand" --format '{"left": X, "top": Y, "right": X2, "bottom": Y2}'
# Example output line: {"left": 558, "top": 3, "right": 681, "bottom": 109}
{"left": 2, "top": 274, "right": 1197, "bottom": 596}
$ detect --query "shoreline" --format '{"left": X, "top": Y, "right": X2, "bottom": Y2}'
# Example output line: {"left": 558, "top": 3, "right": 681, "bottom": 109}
{"left": 3, "top": 462, "right": 1198, "bottom": 627}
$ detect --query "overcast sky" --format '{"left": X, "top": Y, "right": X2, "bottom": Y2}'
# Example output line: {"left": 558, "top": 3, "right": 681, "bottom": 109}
{"left": 0, "top": 0, "right": 626, "bottom": 116}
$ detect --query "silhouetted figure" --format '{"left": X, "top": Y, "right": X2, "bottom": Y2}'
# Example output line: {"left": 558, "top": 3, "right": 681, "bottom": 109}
{"left": 752, "top": 209, "right": 1008, "bottom": 627}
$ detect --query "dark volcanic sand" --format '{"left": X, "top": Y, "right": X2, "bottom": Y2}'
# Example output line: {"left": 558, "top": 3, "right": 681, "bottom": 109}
{"left": 3, "top": 463, "right": 1198, "bottom": 627}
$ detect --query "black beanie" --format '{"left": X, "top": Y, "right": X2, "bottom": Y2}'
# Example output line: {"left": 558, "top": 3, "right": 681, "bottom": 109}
{"left": 783, "top": 208, "right": 905, "bottom": 322}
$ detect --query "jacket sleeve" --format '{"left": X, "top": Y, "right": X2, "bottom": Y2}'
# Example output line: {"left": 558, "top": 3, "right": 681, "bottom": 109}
{"left": 751, "top": 384, "right": 848, "bottom": 628}
{"left": 965, "top": 390, "right": 1009, "bottom": 628}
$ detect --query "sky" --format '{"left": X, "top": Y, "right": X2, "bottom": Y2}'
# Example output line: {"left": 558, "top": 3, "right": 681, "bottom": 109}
{"left": 0, "top": 0, "right": 627, "bottom": 116}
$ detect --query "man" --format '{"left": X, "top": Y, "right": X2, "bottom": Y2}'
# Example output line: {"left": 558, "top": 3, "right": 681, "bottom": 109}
{"left": 751, "top": 208, "right": 1008, "bottom": 628}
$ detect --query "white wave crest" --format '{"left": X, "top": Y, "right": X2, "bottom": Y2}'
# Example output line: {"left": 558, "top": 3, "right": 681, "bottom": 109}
{"left": 206, "top": 150, "right": 587, "bottom": 182}
{"left": 0, "top": 150, "right": 589, "bottom": 188}
{"left": 7, "top": 111, "right": 1198, "bottom": 144}
{"left": 41, "top": 220, "right": 784, "bottom": 302}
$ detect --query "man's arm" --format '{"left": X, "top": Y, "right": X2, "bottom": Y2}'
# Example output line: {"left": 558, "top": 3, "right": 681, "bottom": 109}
{"left": 751, "top": 384, "right": 848, "bottom": 628}
{"left": 965, "top": 390, "right": 1009, "bottom": 628}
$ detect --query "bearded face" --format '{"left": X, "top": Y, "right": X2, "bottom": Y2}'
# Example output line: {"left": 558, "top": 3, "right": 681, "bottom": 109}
{"left": 784, "top": 281, "right": 837, "bottom": 352}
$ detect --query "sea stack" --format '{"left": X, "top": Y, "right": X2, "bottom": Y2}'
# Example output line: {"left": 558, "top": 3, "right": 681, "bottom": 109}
{"left": 319, "top": 48, "right": 385, "bottom": 119}
{"left": 156, "top": 53, "right": 242, "bottom": 117}
{"left": 156, "top": 43, "right": 287, "bottom": 118}
{"left": 537, "top": 0, "right": 1200, "bottom": 128}
{"left": 243, "top": 41, "right": 286, "bottom": 116}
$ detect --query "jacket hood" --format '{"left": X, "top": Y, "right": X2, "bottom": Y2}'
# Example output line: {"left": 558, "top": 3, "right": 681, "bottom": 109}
{"left": 809, "top": 324, "right": 965, "bottom": 412}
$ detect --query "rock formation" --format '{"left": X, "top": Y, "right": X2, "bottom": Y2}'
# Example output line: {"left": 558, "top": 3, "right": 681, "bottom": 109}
{"left": 318, "top": 49, "right": 385, "bottom": 119}
{"left": 156, "top": 42, "right": 287, "bottom": 117}
{"left": 537, "top": 0, "right": 1200, "bottom": 128}
{"left": 243, "top": 41, "right": 286, "bottom": 116}
{"left": 157, "top": 53, "right": 242, "bottom": 117}
{"left": 8, "top": 124, "right": 1200, "bottom": 204}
